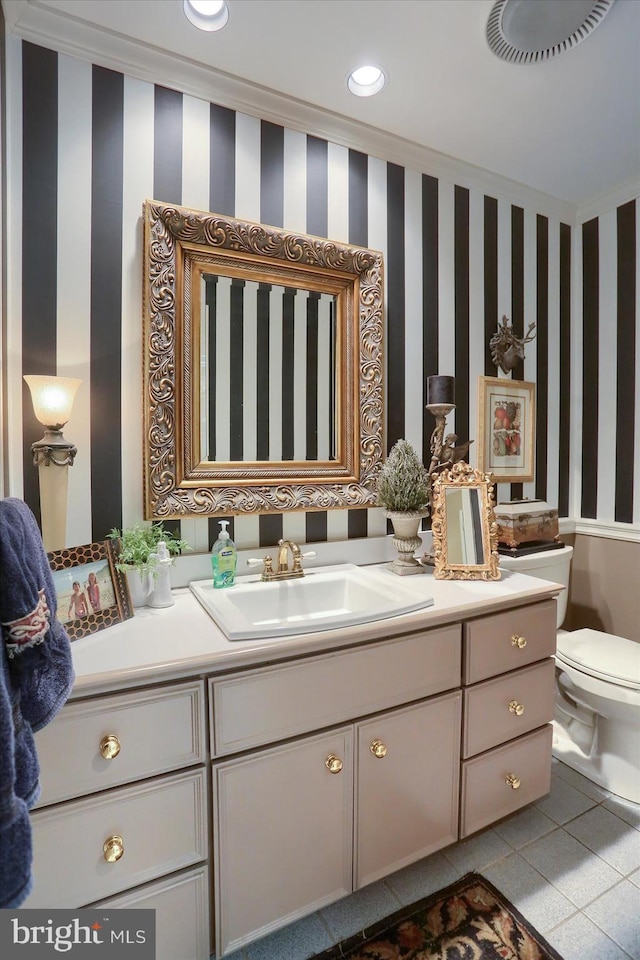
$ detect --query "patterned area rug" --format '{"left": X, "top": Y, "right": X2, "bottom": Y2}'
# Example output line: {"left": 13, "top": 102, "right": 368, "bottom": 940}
{"left": 313, "top": 873, "right": 564, "bottom": 959}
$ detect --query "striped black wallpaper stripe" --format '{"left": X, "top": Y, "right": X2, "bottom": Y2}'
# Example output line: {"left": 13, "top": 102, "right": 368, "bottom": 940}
{"left": 229, "top": 278, "right": 245, "bottom": 461}
{"left": 510, "top": 204, "right": 525, "bottom": 501}
{"left": 535, "top": 215, "right": 549, "bottom": 500}
{"left": 558, "top": 222, "right": 571, "bottom": 518}
{"left": 154, "top": 86, "right": 183, "bottom": 205}
{"left": 12, "top": 42, "right": 638, "bottom": 555}
{"left": 386, "top": 162, "right": 405, "bottom": 452}
{"left": 306, "top": 136, "right": 328, "bottom": 238}
{"left": 90, "top": 66, "right": 124, "bottom": 542}
{"left": 348, "top": 149, "right": 368, "bottom": 248}
{"left": 152, "top": 83, "right": 183, "bottom": 543}
{"left": 347, "top": 149, "right": 369, "bottom": 540}
{"left": 209, "top": 103, "right": 235, "bottom": 217}
{"left": 483, "top": 196, "right": 498, "bottom": 376}
{"left": 615, "top": 200, "right": 636, "bottom": 523}
{"left": 582, "top": 218, "right": 600, "bottom": 519}
{"left": 454, "top": 185, "right": 470, "bottom": 454}
{"left": 256, "top": 283, "right": 271, "bottom": 463}
{"left": 21, "top": 42, "right": 58, "bottom": 525}
{"left": 260, "top": 121, "right": 284, "bottom": 228}
{"left": 421, "top": 175, "right": 439, "bottom": 468}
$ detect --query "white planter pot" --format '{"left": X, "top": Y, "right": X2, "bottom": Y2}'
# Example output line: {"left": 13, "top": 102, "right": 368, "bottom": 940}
{"left": 125, "top": 568, "right": 152, "bottom": 608}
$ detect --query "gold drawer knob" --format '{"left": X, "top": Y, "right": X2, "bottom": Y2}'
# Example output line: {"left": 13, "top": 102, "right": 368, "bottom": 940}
{"left": 508, "top": 700, "right": 525, "bottom": 717}
{"left": 511, "top": 634, "right": 527, "bottom": 649}
{"left": 103, "top": 835, "right": 124, "bottom": 862}
{"left": 325, "top": 755, "right": 343, "bottom": 774}
{"left": 99, "top": 734, "right": 121, "bottom": 760}
{"left": 369, "top": 739, "right": 388, "bottom": 759}
{"left": 505, "top": 773, "right": 521, "bottom": 790}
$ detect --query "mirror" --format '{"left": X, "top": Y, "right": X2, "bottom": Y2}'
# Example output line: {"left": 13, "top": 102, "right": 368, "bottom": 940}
{"left": 430, "top": 462, "right": 500, "bottom": 580}
{"left": 142, "top": 201, "right": 384, "bottom": 518}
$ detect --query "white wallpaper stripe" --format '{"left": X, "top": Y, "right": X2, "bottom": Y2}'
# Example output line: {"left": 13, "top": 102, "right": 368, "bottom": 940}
{"left": 122, "top": 76, "right": 154, "bottom": 533}
{"left": 57, "top": 54, "right": 92, "bottom": 547}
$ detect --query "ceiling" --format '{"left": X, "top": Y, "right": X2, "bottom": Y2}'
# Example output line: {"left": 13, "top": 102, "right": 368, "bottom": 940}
{"left": 3, "top": 0, "right": 639, "bottom": 207}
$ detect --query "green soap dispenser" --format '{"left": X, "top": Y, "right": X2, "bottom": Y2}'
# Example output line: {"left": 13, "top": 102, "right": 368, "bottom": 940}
{"left": 211, "top": 520, "right": 237, "bottom": 588}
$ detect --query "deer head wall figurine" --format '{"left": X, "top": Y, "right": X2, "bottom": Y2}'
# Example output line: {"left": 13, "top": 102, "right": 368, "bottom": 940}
{"left": 490, "top": 315, "right": 536, "bottom": 374}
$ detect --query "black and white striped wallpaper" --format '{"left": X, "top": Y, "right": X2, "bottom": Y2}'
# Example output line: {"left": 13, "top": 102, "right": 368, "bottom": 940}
{"left": 5, "top": 40, "right": 638, "bottom": 553}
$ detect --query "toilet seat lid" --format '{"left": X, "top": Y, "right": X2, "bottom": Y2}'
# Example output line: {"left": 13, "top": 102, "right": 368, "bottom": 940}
{"left": 556, "top": 629, "right": 640, "bottom": 689}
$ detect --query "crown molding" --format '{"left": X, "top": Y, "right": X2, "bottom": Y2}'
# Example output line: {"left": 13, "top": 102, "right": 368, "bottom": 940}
{"left": 576, "top": 175, "right": 640, "bottom": 223}
{"left": 3, "top": 0, "right": 577, "bottom": 223}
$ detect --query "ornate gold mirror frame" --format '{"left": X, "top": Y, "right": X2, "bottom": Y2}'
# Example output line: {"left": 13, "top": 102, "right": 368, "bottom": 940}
{"left": 430, "top": 462, "right": 500, "bottom": 580}
{"left": 142, "top": 201, "right": 384, "bottom": 518}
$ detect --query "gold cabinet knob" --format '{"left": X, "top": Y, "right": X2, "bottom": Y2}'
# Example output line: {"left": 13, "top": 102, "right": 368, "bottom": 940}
{"left": 99, "top": 734, "right": 121, "bottom": 760}
{"left": 511, "top": 634, "right": 527, "bottom": 649}
{"left": 325, "top": 754, "right": 343, "bottom": 774}
{"left": 369, "top": 739, "right": 388, "bottom": 759}
{"left": 505, "top": 773, "right": 521, "bottom": 790}
{"left": 103, "top": 835, "right": 124, "bottom": 862}
{"left": 508, "top": 700, "right": 525, "bottom": 717}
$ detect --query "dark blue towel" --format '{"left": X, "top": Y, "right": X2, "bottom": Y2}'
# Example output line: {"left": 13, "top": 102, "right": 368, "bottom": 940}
{"left": 0, "top": 497, "right": 75, "bottom": 907}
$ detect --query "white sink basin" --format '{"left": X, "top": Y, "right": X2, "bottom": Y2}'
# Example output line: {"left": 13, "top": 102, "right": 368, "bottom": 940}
{"left": 190, "top": 563, "right": 434, "bottom": 640}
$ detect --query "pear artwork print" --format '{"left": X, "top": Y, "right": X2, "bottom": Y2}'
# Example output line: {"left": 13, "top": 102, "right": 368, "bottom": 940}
{"left": 478, "top": 377, "right": 535, "bottom": 483}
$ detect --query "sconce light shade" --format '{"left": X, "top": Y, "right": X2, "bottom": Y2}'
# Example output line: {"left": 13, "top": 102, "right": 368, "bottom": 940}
{"left": 23, "top": 374, "right": 82, "bottom": 552}
{"left": 24, "top": 375, "right": 82, "bottom": 429}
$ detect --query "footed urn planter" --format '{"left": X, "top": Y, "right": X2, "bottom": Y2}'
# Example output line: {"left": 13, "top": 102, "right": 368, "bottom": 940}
{"left": 386, "top": 510, "right": 428, "bottom": 575}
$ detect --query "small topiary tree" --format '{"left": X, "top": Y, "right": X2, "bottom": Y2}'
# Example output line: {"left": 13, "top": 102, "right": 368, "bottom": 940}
{"left": 376, "top": 439, "right": 430, "bottom": 513}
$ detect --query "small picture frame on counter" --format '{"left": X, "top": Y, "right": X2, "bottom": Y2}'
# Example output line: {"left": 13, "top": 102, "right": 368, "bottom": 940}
{"left": 48, "top": 539, "right": 133, "bottom": 641}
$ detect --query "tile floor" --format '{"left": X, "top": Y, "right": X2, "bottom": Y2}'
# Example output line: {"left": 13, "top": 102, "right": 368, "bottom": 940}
{"left": 219, "top": 758, "right": 640, "bottom": 960}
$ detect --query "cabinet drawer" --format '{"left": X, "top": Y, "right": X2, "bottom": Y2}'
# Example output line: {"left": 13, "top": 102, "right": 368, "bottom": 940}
{"left": 463, "top": 659, "right": 555, "bottom": 758}
{"left": 460, "top": 724, "right": 552, "bottom": 838}
{"left": 211, "top": 625, "right": 461, "bottom": 755}
{"left": 34, "top": 681, "right": 206, "bottom": 806}
{"left": 26, "top": 769, "right": 208, "bottom": 907}
{"left": 463, "top": 601, "right": 556, "bottom": 684}
{"left": 93, "top": 866, "right": 210, "bottom": 960}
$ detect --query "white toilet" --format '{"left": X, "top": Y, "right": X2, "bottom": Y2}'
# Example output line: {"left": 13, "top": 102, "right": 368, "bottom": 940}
{"left": 499, "top": 545, "right": 640, "bottom": 804}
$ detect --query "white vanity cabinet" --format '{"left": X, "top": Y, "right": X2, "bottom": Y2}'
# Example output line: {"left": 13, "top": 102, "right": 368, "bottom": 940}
{"left": 25, "top": 573, "right": 561, "bottom": 960}
{"left": 210, "top": 628, "right": 462, "bottom": 956}
{"left": 26, "top": 680, "right": 209, "bottom": 960}
{"left": 460, "top": 599, "right": 557, "bottom": 837}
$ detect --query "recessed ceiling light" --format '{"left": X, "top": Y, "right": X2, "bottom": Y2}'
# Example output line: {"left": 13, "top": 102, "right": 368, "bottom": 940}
{"left": 183, "top": 0, "right": 229, "bottom": 32}
{"left": 486, "top": 0, "right": 615, "bottom": 64}
{"left": 347, "top": 65, "right": 386, "bottom": 98}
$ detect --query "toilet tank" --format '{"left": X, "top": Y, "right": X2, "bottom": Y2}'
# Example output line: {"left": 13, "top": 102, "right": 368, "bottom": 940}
{"left": 499, "top": 545, "right": 573, "bottom": 628}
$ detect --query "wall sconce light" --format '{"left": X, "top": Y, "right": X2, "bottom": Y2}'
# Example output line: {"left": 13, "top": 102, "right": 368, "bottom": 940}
{"left": 23, "top": 375, "right": 82, "bottom": 552}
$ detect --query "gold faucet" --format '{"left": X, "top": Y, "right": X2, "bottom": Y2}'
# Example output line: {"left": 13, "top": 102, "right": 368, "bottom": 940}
{"left": 262, "top": 539, "right": 304, "bottom": 581}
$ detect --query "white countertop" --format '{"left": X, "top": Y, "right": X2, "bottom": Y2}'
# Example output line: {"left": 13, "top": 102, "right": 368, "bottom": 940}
{"left": 68, "top": 565, "right": 563, "bottom": 697}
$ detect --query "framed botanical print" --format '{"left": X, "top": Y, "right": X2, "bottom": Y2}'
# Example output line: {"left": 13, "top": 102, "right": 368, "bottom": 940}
{"left": 478, "top": 376, "right": 535, "bottom": 483}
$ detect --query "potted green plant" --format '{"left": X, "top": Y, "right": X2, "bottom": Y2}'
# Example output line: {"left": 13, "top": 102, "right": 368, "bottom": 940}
{"left": 107, "top": 523, "right": 190, "bottom": 607}
{"left": 377, "top": 439, "right": 430, "bottom": 575}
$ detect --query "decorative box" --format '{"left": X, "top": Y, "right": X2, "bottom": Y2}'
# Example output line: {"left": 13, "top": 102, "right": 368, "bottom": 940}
{"left": 494, "top": 500, "right": 559, "bottom": 549}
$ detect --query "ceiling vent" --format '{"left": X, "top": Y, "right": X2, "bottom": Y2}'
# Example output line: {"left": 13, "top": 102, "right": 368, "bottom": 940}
{"left": 486, "top": 0, "right": 616, "bottom": 64}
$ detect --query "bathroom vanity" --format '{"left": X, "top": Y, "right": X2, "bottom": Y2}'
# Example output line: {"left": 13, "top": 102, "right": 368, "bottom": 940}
{"left": 26, "top": 566, "right": 560, "bottom": 959}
